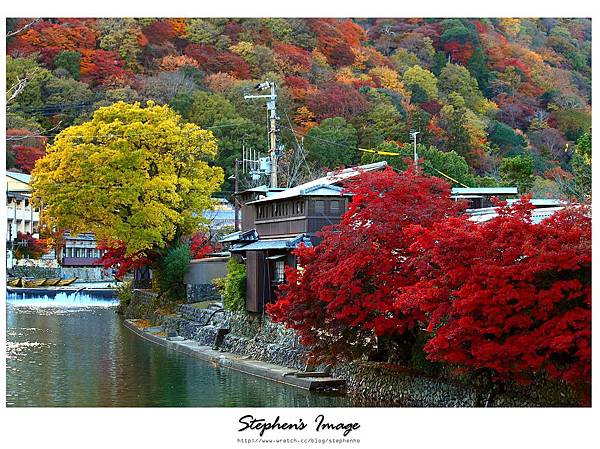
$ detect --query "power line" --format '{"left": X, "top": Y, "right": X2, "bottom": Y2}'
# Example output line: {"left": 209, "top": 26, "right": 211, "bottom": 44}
{"left": 281, "top": 124, "right": 472, "bottom": 187}
{"left": 6, "top": 122, "right": 247, "bottom": 140}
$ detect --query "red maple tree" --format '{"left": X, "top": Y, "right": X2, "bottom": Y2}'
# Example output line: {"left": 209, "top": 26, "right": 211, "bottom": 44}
{"left": 12, "top": 145, "right": 45, "bottom": 173}
{"left": 97, "top": 240, "right": 151, "bottom": 279}
{"left": 268, "top": 166, "right": 465, "bottom": 361}
{"left": 190, "top": 232, "right": 217, "bottom": 259}
{"left": 399, "top": 200, "right": 591, "bottom": 398}
{"left": 14, "top": 231, "right": 48, "bottom": 259}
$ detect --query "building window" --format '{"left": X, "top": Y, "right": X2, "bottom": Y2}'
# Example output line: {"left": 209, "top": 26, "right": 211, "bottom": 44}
{"left": 330, "top": 200, "right": 340, "bottom": 214}
{"left": 315, "top": 200, "right": 325, "bottom": 214}
{"left": 274, "top": 260, "right": 285, "bottom": 283}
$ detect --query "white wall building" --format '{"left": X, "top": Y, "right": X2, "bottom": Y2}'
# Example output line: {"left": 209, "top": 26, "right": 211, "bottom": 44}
{"left": 6, "top": 172, "right": 41, "bottom": 242}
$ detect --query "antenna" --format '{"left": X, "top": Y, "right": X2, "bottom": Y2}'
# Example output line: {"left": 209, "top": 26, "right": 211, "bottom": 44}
{"left": 244, "top": 81, "right": 279, "bottom": 188}
{"left": 409, "top": 130, "right": 420, "bottom": 166}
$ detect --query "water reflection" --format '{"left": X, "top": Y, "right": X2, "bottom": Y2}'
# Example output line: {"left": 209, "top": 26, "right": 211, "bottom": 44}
{"left": 6, "top": 291, "right": 353, "bottom": 407}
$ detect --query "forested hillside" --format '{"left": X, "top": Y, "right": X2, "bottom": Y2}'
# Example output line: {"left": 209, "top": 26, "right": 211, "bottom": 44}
{"left": 6, "top": 18, "right": 591, "bottom": 197}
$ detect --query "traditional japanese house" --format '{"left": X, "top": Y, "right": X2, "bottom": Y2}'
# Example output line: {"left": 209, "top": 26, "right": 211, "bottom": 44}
{"left": 224, "top": 162, "right": 388, "bottom": 313}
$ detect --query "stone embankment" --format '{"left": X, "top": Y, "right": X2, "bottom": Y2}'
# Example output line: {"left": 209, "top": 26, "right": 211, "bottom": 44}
{"left": 122, "top": 290, "right": 580, "bottom": 407}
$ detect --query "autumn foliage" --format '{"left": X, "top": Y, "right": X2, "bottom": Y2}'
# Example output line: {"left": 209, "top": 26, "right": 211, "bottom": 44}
{"left": 190, "top": 232, "right": 217, "bottom": 259}
{"left": 97, "top": 240, "right": 151, "bottom": 279}
{"left": 268, "top": 169, "right": 591, "bottom": 399}
{"left": 13, "top": 232, "right": 49, "bottom": 259}
{"left": 268, "top": 167, "right": 465, "bottom": 360}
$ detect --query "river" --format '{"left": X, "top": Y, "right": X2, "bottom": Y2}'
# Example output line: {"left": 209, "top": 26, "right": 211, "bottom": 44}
{"left": 6, "top": 290, "right": 353, "bottom": 407}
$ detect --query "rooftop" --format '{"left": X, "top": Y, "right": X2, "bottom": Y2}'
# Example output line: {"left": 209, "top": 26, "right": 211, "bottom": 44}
{"left": 451, "top": 187, "right": 518, "bottom": 196}
{"left": 468, "top": 205, "right": 565, "bottom": 224}
{"left": 247, "top": 161, "right": 388, "bottom": 205}
{"left": 6, "top": 172, "right": 32, "bottom": 185}
{"left": 230, "top": 234, "right": 312, "bottom": 252}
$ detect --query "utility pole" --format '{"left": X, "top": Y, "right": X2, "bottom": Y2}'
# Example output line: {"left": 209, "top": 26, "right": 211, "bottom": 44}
{"left": 232, "top": 159, "right": 240, "bottom": 231}
{"left": 410, "top": 130, "right": 420, "bottom": 167}
{"left": 244, "top": 81, "right": 279, "bottom": 188}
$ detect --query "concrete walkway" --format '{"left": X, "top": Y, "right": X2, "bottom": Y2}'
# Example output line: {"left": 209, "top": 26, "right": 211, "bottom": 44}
{"left": 123, "top": 319, "right": 346, "bottom": 392}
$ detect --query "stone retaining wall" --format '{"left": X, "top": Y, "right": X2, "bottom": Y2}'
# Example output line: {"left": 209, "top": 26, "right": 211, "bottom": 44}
{"left": 123, "top": 292, "right": 581, "bottom": 407}
{"left": 331, "top": 362, "right": 579, "bottom": 407}
{"left": 121, "top": 289, "right": 160, "bottom": 321}
{"left": 61, "top": 266, "right": 113, "bottom": 281}
{"left": 9, "top": 266, "right": 61, "bottom": 279}
{"left": 186, "top": 284, "right": 221, "bottom": 303}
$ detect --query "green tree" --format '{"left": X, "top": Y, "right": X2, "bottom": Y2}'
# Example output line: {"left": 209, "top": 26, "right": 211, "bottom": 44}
{"left": 402, "top": 65, "right": 438, "bottom": 103}
{"left": 6, "top": 56, "right": 51, "bottom": 115}
{"left": 356, "top": 102, "right": 404, "bottom": 148}
{"left": 487, "top": 120, "right": 527, "bottom": 156}
{"left": 571, "top": 132, "right": 591, "bottom": 199}
{"left": 438, "top": 63, "right": 490, "bottom": 114}
{"left": 182, "top": 91, "right": 237, "bottom": 128}
{"left": 215, "top": 257, "right": 247, "bottom": 312}
{"left": 174, "top": 90, "right": 265, "bottom": 193}
{"left": 390, "top": 48, "right": 419, "bottom": 74}
{"left": 305, "top": 117, "right": 359, "bottom": 169}
{"left": 53, "top": 51, "right": 82, "bottom": 80}
{"left": 32, "top": 101, "right": 224, "bottom": 257}
{"left": 500, "top": 155, "right": 535, "bottom": 193}
{"left": 440, "top": 93, "right": 472, "bottom": 156}
{"left": 362, "top": 141, "right": 477, "bottom": 187}
{"left": 155, "top": 243, "right": 192, "bottom": 303}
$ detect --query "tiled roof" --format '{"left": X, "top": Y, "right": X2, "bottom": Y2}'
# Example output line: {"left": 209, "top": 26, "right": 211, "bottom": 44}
{"left": 230, "top": 234, "right": 312, "bottom": 252}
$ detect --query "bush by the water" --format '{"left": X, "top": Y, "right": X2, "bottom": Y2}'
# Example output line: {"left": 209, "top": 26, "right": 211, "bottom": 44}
{"left": 115, "top": 279, "right": 133, "bottom": 313}
{"left": 155, "top": 243, "right": 192, "bottom": 302}
{"left": 214, "top": 258, "right": 246, "bottom": 312}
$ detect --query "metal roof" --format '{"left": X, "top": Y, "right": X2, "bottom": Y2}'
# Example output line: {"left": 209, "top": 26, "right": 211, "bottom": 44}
{"left": 6, "top": 172, "right": 32, "bottom": 184}
{"left": 230, "top": 234, "right": 313, "bottom": 252}
{"left": 247, "top": 161, "right": 388, "bottom": 205}
{"left": 452, "top": 187, "right": 518, "bottom": 196}
{"left": 506, "top": 198, "right": 565, "bottom": 207}
{"left": 7, "top": 191, "right": 30, "bottom": 200}
{"left": 468, "top": 206, "right": 564, "bottom": 224}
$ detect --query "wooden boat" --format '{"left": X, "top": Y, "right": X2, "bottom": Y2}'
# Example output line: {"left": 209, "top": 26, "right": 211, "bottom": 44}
{"left": 42, "top": 278, "right": 62, "bottom": 286}
{"left": 23, "top": 278, "right": 47, "bottom": 288}
{"left": 56, "top": 277, "right": 78, "bottom": 286}
{"left": 7, "top": 277, "right": 24, "bottom": 287}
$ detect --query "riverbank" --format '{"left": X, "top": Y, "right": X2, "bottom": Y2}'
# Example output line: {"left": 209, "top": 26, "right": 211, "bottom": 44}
{"left": 123, "top": 290, "right": 581, "bottom": 407}
{"left": 124, "top": 319, "right": 346, "bottom": 392}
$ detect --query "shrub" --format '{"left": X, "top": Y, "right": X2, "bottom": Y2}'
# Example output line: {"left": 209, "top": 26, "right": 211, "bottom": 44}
{"left": 215, "top": 258, "right": 247, "bottom": 312}
{"left": 115, "top": 279, "right": 133, "bottom": 311}
{"left": 155, "top": 243, "right": 192, "bottom": 302}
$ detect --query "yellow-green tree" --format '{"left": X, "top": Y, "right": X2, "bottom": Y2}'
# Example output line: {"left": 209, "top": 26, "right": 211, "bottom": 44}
{"left": 32, "top": 101, "right": 224, "bottom": 258}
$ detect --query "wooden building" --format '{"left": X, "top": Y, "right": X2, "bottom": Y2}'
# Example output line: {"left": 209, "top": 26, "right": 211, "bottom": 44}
{"left": 223, "top": 162, "right": 388, "bottom": 313}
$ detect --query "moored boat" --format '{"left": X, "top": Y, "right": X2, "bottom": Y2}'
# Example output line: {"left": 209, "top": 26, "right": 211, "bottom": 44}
{"left": 56, "top": 277, "right": 78, "bottom": 286}
{"left": 7, "top": 277, "right": 24, "bottom": 287}
{"left": 23, "top": 278, "right": 47, "bottom": 288}
{"left": 42, "top": 278, "right": 62, "bottom": 286}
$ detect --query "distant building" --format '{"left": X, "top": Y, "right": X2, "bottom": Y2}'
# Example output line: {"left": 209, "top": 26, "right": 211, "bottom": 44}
{"left": 6, "top": 171, "right": 105, "bottom": 270}
{"left": 6, "top": 172, "right": 41, "bottom": 243}
{"left": 202, "top": 198, "right": 236, "bottom": 230}
{"left": 60, "top": 232, "right": 104, "bottom": 267}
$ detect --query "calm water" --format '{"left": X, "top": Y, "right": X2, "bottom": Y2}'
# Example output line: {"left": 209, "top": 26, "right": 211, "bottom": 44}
{"left": 6, "top": 291, "right": 353, "bottom": 407}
